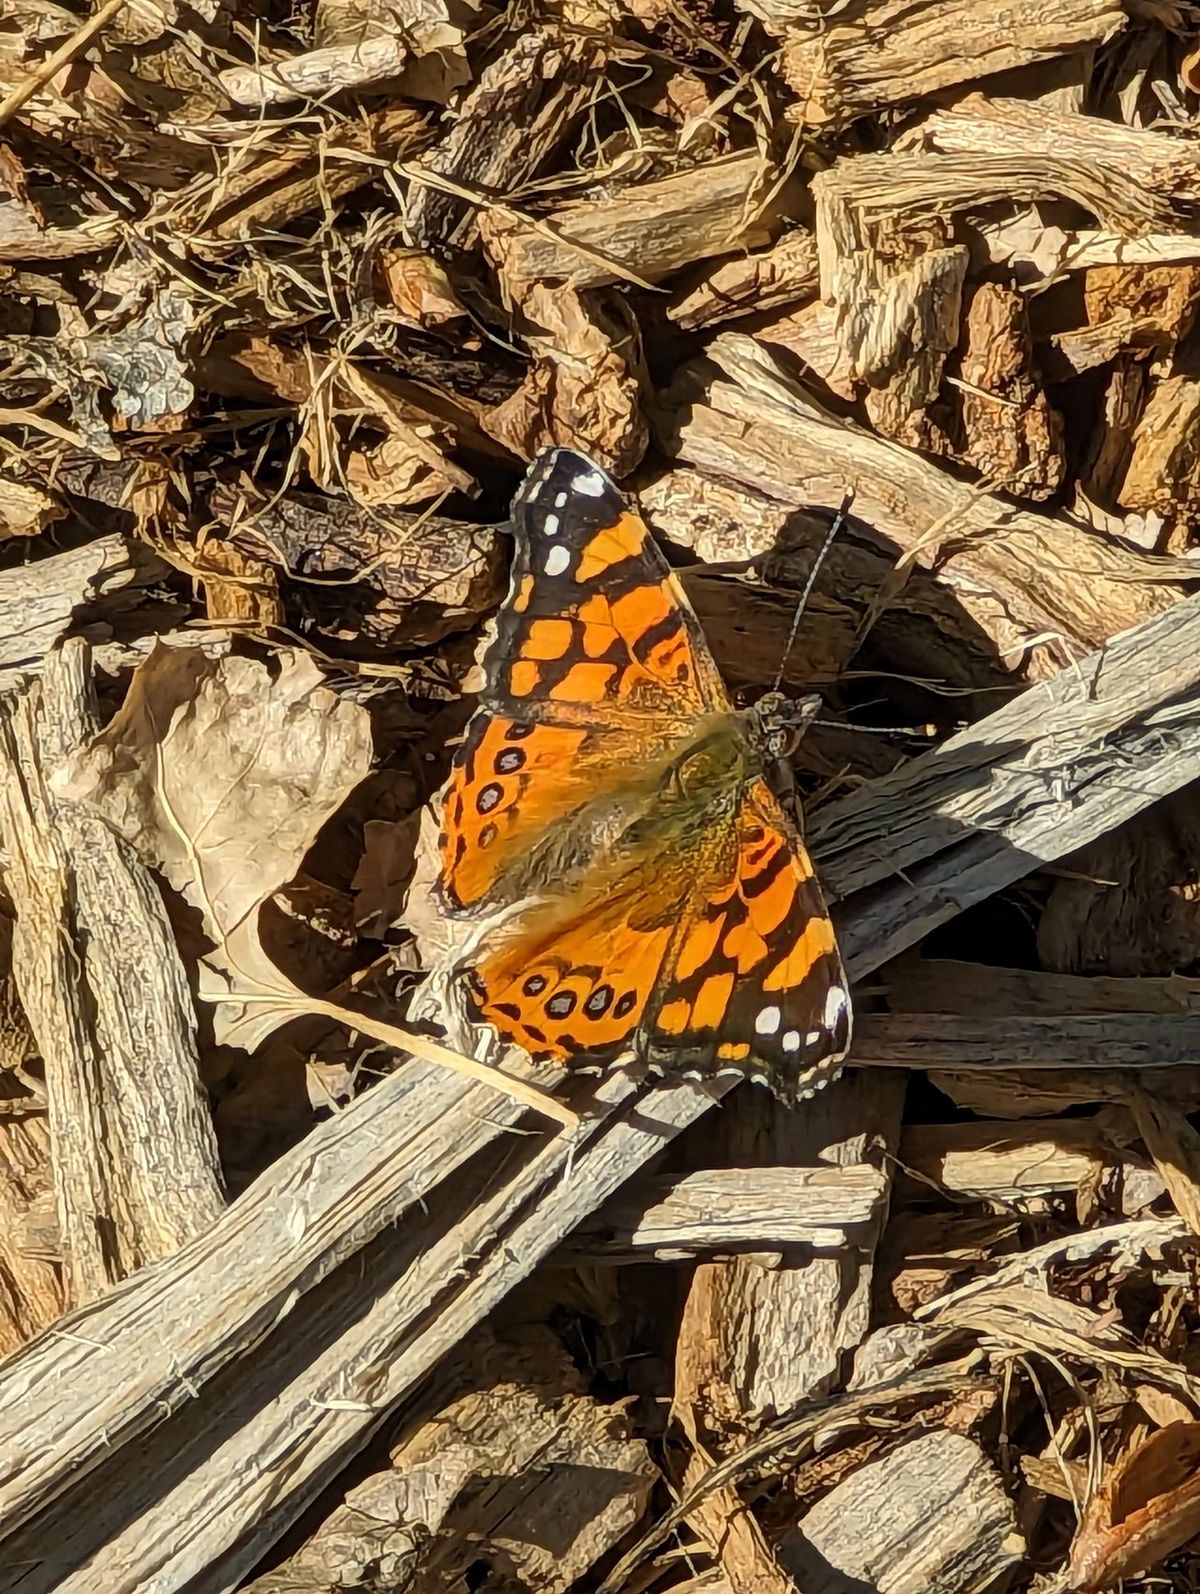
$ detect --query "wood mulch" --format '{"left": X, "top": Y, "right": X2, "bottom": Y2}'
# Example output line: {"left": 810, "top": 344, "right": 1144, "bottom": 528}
{"left": 3, "top": 2, "right": 1200, "bottom": 1591}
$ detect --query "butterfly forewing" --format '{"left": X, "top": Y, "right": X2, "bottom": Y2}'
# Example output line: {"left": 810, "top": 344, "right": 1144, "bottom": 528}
{"left": 439, "top": 448, "right": 725, "bottom": 914}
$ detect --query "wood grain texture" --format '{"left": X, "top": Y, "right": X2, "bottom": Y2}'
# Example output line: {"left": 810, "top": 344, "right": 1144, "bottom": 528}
{"left": 667, "top": 334, "right": 1197, "bottom": 682}
{"left": 0, "top": 642, "right": 223, "bottom": 1305}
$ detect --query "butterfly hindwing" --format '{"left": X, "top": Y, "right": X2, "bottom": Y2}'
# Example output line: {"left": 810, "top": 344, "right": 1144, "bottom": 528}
{"left": 643, "top": 780, "right": 851, "bottom": 1103}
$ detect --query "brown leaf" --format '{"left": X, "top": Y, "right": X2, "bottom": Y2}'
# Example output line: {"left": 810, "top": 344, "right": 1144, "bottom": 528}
{"left": 54, "top": 643, "right": 373, "bottom": 1049}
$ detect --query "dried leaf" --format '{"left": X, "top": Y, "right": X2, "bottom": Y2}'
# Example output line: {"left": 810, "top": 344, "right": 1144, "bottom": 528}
{"left": 54, "top": 644, "right": 374, "bottom": 1047}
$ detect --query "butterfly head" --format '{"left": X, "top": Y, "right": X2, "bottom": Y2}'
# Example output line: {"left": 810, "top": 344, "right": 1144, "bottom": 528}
{"left": 747, "top": 690, "right": 822, "bottom": 761}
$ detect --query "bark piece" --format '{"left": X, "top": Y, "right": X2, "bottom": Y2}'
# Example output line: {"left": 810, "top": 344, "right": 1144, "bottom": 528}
{"left": 781, "top": 1431, "right": 1024, "bottom": 1593}
{"left": 1065, "top": 1423, "right": 1200, "bottom": 1592}
{"left": 0, "top": 1070, "right": 65, "bottom": 1351}
{"left": 776, "top": 0, "right": 1124, "bottom": 127}
{"left": 853, "top": 1013, "right": 1200, "bottom": 1072}
{"left": 1051, "top": 263, "right": 1200, "bottom": 377}
{"left": 0, "top": 643, "right": 223, "bottom": 1305}
{"left": 1128, "top": 1089, "right": 1200, "bottom": 1239}
{"left": 483, "top": 284, "right": 648, "bottom": 474}
{"left": 246, "top": 1325, "right": 656, "bottom": 1594}
{"left": 946, "top": 281, "right": 1065, "bottom": 499}
{"left": 1117, "top": 373, "right": 1200, "bottom": 520}
{"left": 406, "top": 26, "right": 605, "bottom": 251}
{"left": 216, "top": 486, "right": 507, "bottom": 651}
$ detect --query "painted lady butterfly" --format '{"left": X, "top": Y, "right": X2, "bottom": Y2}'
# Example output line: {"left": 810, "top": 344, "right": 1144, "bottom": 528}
{"left": 437, "top": 447, "right": 851, "bottom": 1104}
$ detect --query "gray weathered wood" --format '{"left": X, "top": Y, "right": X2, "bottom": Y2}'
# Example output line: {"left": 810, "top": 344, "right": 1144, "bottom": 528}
{"left": 853, "top": 1013, "right": 1200, "bottom": 1068}
{"left": 781, "top": 1431, "right": 1024, "bottom": 1593}
{"left": 572, "top": 1164, "right": 887, "bottom": 1259}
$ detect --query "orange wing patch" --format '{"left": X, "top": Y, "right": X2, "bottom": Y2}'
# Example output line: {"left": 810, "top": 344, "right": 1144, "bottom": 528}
{"left": 470, "top": 880, "right": 678, "bottom": 1062}
{"left": 639, "top": 780, "right": 851, "bottom": 1102}
{"left": 438, "top": 715, "right": 589, "bottom": 912}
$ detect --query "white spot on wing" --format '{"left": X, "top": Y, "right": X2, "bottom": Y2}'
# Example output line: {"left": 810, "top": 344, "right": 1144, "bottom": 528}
{"left": 781, "top": 1029, "right": 801, "bottom": 1053}
{"left": 554, "top": 490, "right": 568, "bottom": 508}
{"left": 544, "top": 544, "right": 571, "bottom": 576}
{"left": 573, "top": 468, "right": 607, "bottom": 498}
{"left": 824, "top": 986, "right": 848, "bottom": 1028}
{"left": 542, "top": 513, "right": 560, "bottom": 536}
{"left": 806, "top": 1029, "right": 821, "bottom": 1047}
{"left": 754, "top": 1005, "right": 781, "bottom": 1037}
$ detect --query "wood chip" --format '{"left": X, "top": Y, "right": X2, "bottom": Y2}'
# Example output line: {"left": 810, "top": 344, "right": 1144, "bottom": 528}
{"left": 776, "top": 0, "right": 1124, "bottom": 127}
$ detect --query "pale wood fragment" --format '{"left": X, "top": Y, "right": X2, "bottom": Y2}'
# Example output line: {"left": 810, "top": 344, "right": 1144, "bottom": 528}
{"left": 573, "top": 1164, "right": 886, "bottom": 1258}
{"left": 775, "top": 0, "right": 1123, "bottom": 126}
{"left": 780, "top": 1431, "right": 1024, "bottom": 1593}
{"left": 677, "top": 1073, "right": 903, "bottom": 1408}
{"left": 668, "top": 228, "right": 819, "bottom": 331}
{"left": 900, "top": 1118, "right": 1163, "bottom": 1207}
{"left": 0, "top": 643, "right": 224, "bottom": 1305}
{"left": 218, "top": 12, "right": 465, "bottom": 112}
{"left": 600, "top": 1361, "right": 989, "bottom": 1594}
{"left": 481, "top": 153, "right": 776, "bottom": 292}
{"left": 913, "top": 98, "right": 1200, "bottom": 233}
{"left": 981, "top": 220, "right": 1200, "bottom": 279}
{"left": 0, "top": 534, "right": 174, "bottom": 687}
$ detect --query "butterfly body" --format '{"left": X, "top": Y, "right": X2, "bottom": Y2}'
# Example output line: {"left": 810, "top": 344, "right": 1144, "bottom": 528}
{"left": 437, "top": 447, "right": 851, "bottom": 1104}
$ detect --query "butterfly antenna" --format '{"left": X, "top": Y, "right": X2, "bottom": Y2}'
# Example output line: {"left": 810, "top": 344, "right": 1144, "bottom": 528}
{"left": 771, "top": 490, "right": 854, "bottom": 695}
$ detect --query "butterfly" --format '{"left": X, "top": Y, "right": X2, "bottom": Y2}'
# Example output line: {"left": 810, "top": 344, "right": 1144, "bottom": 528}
{"left": 436, "top": 446, "right": 851, "bottom": 1104}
